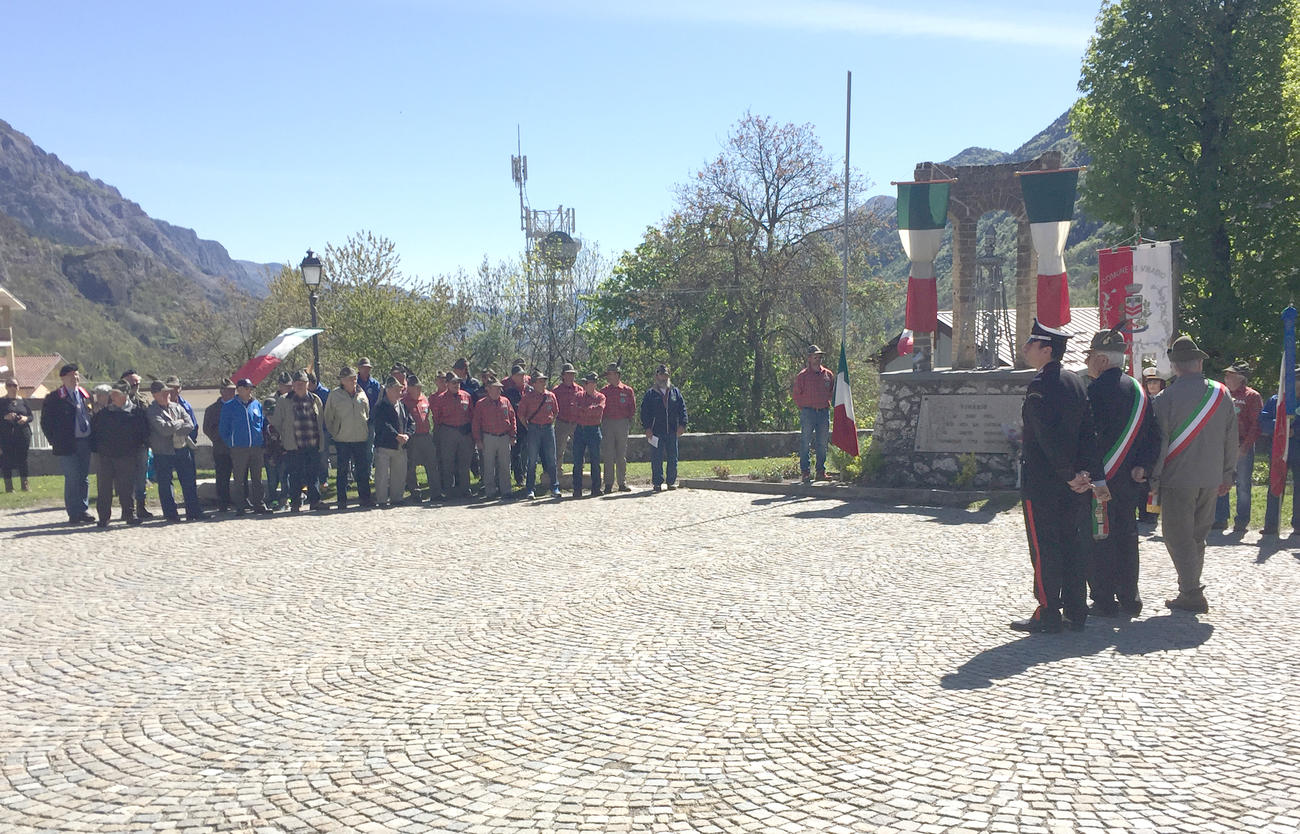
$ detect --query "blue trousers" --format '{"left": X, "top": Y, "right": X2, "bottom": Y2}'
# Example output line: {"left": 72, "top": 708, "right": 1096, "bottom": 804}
{"left": 58, "top": 437, "right": 92, "bottom": 520}
{"left": 572, "top": 424, "right": 602, "bottom": 493}
{"left": 799, "top": 406, "right": 829, "bottom": 475}
{"left": 1214, "top": 450, "right": 1254, "bottom": 526}
{"left": 335, "top": 441, "right": 372, "bottom": 505}
{"left": 651, "top": 431, "right": 679, "bottom": 487}
{"left": 524, "top": 424, "right": 558, "bottom": 492}
{"left": 1263, "top": 454, "right": 1300, "bottom": 531}
{"left": 155, "top": 448, "right": 202, "bottom": 518}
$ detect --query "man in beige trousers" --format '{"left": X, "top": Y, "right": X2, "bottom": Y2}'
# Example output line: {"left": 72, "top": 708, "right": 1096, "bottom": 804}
{"left": 1150, "top": 335, "right": 1238, "bottom": 614}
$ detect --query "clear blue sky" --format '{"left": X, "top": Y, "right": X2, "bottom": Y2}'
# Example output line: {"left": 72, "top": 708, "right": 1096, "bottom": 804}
{"left": 1, "top": 0, "right": 1102, "bottom": 282}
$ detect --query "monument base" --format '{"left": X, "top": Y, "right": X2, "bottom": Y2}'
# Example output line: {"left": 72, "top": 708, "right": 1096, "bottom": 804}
{"left": 873, "top": 368, "right": 1034, "bottom": 490}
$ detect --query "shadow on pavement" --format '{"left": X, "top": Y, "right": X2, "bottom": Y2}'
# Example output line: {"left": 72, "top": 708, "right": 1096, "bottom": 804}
{"left": 939, "top": 613, "right": 1215, "bottom": 690}
{"left": 789, "top": 494, "right": 1019, "bottom": 525}
{"left": 1255, "top": 534, "right": 1300, "bottom": 563}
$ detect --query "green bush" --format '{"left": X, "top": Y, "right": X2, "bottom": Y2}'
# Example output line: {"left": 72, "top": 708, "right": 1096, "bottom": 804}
{"left": 953, "top": 452, "right": 978, "bottom": 489}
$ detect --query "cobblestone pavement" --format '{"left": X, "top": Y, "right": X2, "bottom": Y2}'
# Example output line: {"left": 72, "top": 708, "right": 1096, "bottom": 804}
{"left": 2, "top": 490, "right": 1298, "bottom": 833}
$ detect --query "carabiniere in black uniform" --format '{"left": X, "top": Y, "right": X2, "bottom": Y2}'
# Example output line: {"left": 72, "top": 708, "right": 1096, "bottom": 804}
{"left": 1016, "top": 319, "right": 1103, "bottom": 633}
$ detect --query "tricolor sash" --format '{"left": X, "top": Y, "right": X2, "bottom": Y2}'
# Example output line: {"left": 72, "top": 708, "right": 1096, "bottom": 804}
{"left": 1102, "top": 374, "right": 1148, "bottom": 481}
{"left": 1164, "top": 380, "right": 1230, "bottom": 466}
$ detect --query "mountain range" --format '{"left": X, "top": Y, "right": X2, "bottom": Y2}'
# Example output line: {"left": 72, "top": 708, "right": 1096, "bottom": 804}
{"left": 0, "top": 112, "right": 1117, "bottom": 380}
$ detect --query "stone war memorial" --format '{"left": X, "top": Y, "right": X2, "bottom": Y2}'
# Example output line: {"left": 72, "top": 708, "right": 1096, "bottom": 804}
{"left": 875, "top": 151, "right": 1077, "bottom": 490}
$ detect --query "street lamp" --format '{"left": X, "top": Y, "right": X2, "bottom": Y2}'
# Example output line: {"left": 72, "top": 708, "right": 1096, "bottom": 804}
{"left": 300, "top": 249, "right": 323, "bottom": 376}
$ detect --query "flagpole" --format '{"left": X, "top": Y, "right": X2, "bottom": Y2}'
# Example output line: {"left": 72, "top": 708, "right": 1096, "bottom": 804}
{"left": 841, "top": 70, "right": 851, "bottom": 350}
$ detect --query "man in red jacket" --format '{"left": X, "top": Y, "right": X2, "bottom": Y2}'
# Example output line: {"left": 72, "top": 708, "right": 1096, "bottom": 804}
{"left": 432, "top": 372, "right": 475, "bottom": 498}
{"left": 792, "top": 345, "right": 834, "bottom": 484}
{"left": 571, "top": 373, "right": 606, "bottom": 498}
{"left": 599, "top": 363, "right": 637, "bottom": 492}
{"left": 551, "top": 363, "right": 582, "bottom": 477}
{"left": 472, "top": 376, "right": 517, "bottom": 500}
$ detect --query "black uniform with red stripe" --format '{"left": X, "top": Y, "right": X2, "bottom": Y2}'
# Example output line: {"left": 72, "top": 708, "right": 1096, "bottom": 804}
{"left": 1085, "top": 367, "right": 1161, "bottom": 611}
{"left": 1021, "top": 360, "right": 1102, "bottom": 627}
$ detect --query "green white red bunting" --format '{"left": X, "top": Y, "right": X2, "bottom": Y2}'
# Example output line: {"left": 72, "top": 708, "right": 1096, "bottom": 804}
{"left": 1019, "top": 168, "right": 1080, "bottom": 328}
{"left": 896, "top": 181, "right": 951, "bottom": 334}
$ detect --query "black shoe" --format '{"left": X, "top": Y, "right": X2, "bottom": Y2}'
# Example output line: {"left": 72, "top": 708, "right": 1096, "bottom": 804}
{"left": 73, "top": 512, "right": 96, "bottom": 524}
{"left": 164, "top": 514, "right": 183, "bottom": 522}
{"left": 95, "top": 519, "right": 110, "bottom": 528}
{"left": 1063, "top": 618, "right": 1087, "bottom": 632}
{"left": 666, "top": 484, "right": 677, "bottom": 491}
{"left": 1210, "top": 520, "right": 1228, "bottom": 530}
{"left": 189, "top": 512, "right": 209, "bottom": 522}
{"left": 1262, "top": 526, "right": 1279, "bottom": 536}
{"left": 1165, "top": 591, "right": 1209, "bottom": 614}
{"left": 1118, "top": 598, "right": 1143, "bottom": 617}
{"left": 137, "top": 507, "right": 156, "bottom": 519}
{"left": 126, "top": 516, "right": 143, "bottom": 526}
{"left": 653, "top": 484, "right": 664, "bottom": 492}
{"left": 1231, "top": 523, "right": 1248, "bottom": 534}
{"left": 1088, "top": 602, "right": 1121, "bottom": 618}
{"left": 1010, "top": 616, "right": 1063, "bottom": 634}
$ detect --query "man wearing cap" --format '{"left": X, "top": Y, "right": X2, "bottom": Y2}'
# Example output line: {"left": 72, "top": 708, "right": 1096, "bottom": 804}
{"left": 600, "top": 364, "right": 636, "bottom": 492}
{"left": 274, "top": 371, "right": 292, "bottom": 400}
{"left": 41, "top": 363, "right": 96, "bottom": 523}
{"left": 89, "top": 382, "right": 147, "bottom": 527}
{"left": 1260, "top": 365, "right": 1300, "bottom": 536}
{"left": 372, "top": 377, "right": 414, "bottom": 508}
{"left": 325, "top": 366, "right": 373, "bottom": 510}
{"left": 517, "top": 370, "right": 561, "bottom": 499}
{"left": 1082, "top": 326, "right": 1161, "bottom": 617}
{"left": 571, "top": 373, "right": 607, "bottom": 497}
{"left": 120, "top": 370, "right": 155, "bottom": 517}
{"left": 402, "top": 374, "right": 441, "bottom": 502}
{"left": 164, "top": 377, "right": 200, "bottom": 444}
{"left": 1013, "top": 319, "right": 1105, "bottom": 633}
{"left": 274, "top": 371, "right": 327, "bottom": 512}
{"left": 1151, "top": 335, "right": 1238, "bottom": 613}
{"left": 146, "top": 380, "right": 205, "bottom": 521}
{"left": 220, "top": 379, "right": 271, "bottom": 515}
{"left": 203, "top": 378, "right": 238, "bottom": 512}
{"left": 503, "top": 365, "right": 531, "bottom": 487}
{"left": 1212, "top": 360, "right": 1263, "bottom": 532}
{"left": 432, "top": 372, "right": 475, "bottom": 498}
{"left": 472, "top": 376, "right": 517, "bottom": 499}
{"left": 793, "top": 345, "right": 835, "bottom": 484}
{"left": 640, "top": 364, "right": 688, "bottom": 492}
{"left": 551, "top": 363, "right": 582, "bottom": 477}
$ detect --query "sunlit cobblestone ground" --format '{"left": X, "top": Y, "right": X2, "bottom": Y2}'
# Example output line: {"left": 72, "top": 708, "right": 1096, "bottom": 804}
{"left": 2, "top": 490, "right": 1297, "bottom": 833}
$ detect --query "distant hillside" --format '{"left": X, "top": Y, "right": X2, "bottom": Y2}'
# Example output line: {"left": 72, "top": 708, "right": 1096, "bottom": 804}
{"left": 0, "top": 119, "right": 276, "bottom": 299}
{"left": 864, "top": 110, "right": 1120, "bottom": 313}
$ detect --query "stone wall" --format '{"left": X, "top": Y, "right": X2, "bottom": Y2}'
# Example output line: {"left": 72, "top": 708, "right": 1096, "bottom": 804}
{"left": 873, "top": 368, "right": 1033, "bottom": 490}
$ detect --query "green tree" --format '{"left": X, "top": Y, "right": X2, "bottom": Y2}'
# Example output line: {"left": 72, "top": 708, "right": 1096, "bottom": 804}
{"left": 1071, "top": 0, "right": 1300, "bottom": 362}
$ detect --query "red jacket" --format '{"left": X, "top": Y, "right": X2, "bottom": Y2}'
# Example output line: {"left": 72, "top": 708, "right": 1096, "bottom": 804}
{"left": 431, "top": 389, "right": 473, "bottom": 427}
{"left": 517, "top": 388, "right": 558, "bottom": 426}
{"left": 401, "top": 392, "right": 432, "bottom": 434}
{"left": 599, "top": 382, "right": 637, "bottom": 420}
{"left": 551, "top": 380, "right": 582, "bottom": 422}
{"left": 793, "top": 366, "right": 834, "bottom": 409}
{"left": 472, "top": 395, "right": 517, "bottom": 443}
{"left": 573, "top": 390, "right": 606, "bottom": 426}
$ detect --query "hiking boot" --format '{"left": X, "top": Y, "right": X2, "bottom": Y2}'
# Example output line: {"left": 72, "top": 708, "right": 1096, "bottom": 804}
{"left": 1165, "top": 589, "right": 1209, "bottom": 614}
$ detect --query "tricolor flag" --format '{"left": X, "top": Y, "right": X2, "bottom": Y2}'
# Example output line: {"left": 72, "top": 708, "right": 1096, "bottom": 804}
{"left": 895, "top": 180, "right": 952, "bottom": 335}
{"left": 831, "top": 344, "right": 859, "bottom": 457}
{"left": 1270, "top": 306, "right": 1297, "bottom": 497}
{"left": 232, "top": 327, "right": 324, "bottom": 387}
{"left": 1019, "top": 167, "right": 1082, "bottom": 328}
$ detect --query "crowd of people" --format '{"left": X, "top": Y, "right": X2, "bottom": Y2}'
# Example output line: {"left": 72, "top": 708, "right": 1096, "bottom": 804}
{"left": 22, "top": 357, "right": 689, "bottom": 527}
{"left": 1013, "top": 319, "right": 1283, "bottom": 633}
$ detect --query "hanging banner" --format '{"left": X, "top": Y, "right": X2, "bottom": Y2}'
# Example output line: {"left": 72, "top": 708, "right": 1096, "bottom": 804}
{"left": 895, "top": 180, "right": 953, "bottom": 334}
{"left": 1098, "top": 247, "right": 1133, "bottom": 330}
{"left": 1128, "top": 242, "right": 1177, "bottom": 377}
{"left": 1019, "top": 167, "right": 1082, "bottom": 328}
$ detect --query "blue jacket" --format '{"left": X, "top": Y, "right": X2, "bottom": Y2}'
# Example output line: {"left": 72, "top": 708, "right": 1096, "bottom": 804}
{"left": 640, "top": 385, "right": 688, "bottom": 438}
{"left": 177, "top": 395, "right": 199, "bottom": 442}
{"left": 219, "top": 396, "right": 265, "bottom": 448}
{"left": 358, "top": 374, "right": 383, "bottom": 423}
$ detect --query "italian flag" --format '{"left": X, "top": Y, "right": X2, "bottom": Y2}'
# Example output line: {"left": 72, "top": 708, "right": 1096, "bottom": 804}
{"left": 896, "top": 180, "right": 952, "bottom": 335}
{"left": 831, "top": 344, "right": 859, "bottom": 456}
{"left": 1019, "top": 167, "right": 1081, "bottom": 328}
{"left": 1270, "top": 306, "right": 1297, "bottom": 497}
{"left": 232, "top": 327, "right": 324, "bottom": 386}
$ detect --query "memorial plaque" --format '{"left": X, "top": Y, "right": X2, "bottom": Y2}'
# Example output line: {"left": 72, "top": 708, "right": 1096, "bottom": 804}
{"left": 914, "top": 394, "right": 1022, "bottom": 453}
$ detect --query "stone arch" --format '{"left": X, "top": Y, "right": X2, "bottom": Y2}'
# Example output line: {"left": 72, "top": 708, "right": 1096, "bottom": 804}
{"left": 913, "top": 151, "right": 1063, "bottom": 369}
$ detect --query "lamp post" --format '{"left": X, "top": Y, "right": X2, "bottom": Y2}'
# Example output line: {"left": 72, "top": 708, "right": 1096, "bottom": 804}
{"left": 300, "top": 249, "right": 323, "bottom": 375}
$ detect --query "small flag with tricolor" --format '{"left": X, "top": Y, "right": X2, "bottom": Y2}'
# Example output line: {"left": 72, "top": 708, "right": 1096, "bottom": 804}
{"left": 1269, "top": 306, "right": 1297, "bottom": 497}
{"left": 232, "top": 327, "right": 324, "bottom": 387}
{"left": 831, "top": 344, "right": 859, "bottom": 457}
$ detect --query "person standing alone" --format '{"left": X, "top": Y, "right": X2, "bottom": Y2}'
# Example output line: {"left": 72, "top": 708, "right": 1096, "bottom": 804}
{"left": 792, "top": 345, "right": 834, "bottom": 483}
